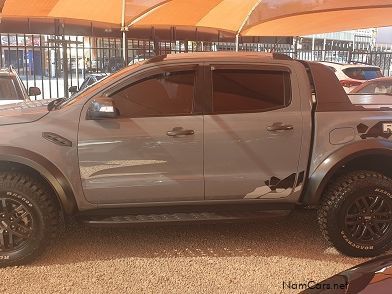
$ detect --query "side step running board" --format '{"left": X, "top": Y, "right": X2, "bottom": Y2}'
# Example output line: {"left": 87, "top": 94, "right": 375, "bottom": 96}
{"left": 81, "top": 210, "right": 291, "bottom": 226}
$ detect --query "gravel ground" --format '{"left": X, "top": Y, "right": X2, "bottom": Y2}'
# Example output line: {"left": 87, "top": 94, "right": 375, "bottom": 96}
{"left": 0, "top": 210, "right": 374, "bottom": 294}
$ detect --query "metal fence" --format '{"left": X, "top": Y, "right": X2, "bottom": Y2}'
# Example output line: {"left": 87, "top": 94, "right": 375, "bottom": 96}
{"left": 1, "top": 32, "right": 391, "bottom": 100}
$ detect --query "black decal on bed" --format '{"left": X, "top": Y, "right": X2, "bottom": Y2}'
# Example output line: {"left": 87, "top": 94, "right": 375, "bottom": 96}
{"left": 296, "top": 171, "right": 305, "bottom": 187}
{"left": 265, "top": 174, "right": 296, "bottom": 191}
{"left": 357, "top": 122, "right": 392, "bottom": 140}
{"left": 357, "top": 123, "right": 369, "bottom": 134}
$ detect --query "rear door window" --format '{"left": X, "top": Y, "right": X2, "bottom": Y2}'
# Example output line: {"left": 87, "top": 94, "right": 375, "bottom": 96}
{"left": 343, "top": 67, "right": 383, "bottom": 80}
{"left": 211, "top": 69, "right": 291, "bottom": 113}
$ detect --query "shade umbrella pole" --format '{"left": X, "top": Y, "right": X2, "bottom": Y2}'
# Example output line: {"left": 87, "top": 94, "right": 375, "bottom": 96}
{"left": 121, "top": 0, "right": 127, "bottom": 63}
{"left": 235, "top": 0, "right": 263, "bottom": 52}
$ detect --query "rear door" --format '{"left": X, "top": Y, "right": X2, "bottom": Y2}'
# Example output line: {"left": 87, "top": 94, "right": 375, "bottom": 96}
{"left": 204, "top": 64, "right": 304, "bottom": 200}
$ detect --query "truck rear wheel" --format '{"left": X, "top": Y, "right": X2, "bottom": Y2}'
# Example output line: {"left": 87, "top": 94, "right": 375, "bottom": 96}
{"left": 0, "top": 172, "right": 60, "bottom": 267}
{"left": 318, "top": 170, "right": 392, "bottom": 257}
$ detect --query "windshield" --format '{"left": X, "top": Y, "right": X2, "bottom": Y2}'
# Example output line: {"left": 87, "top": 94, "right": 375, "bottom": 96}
{"left": 343, "top": 67, "right": 383, "bottom": 80}
{"left": 354, "top": 80, "right": 392, "bottom": 94}
{"left": 0, "top": 77, "right": 22, "bottom": 101}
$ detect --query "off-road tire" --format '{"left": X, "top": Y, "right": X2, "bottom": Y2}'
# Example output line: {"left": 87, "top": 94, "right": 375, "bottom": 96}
{"left": 318, "top": 170, "right": 392, "bottom": 257}
{"left": 0, "top": 172, "right": 61, "bottom": 267}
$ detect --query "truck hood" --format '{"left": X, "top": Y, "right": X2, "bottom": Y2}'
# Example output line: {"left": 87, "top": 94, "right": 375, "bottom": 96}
{"left": 0, "top": 99, "right": 54, "bottom": 126}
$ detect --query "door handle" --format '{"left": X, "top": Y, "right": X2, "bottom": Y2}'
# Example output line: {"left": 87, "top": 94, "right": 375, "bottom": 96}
{"left": 167, "top": 127, "right": 195, "bottom": 137}
{"left": 267, "top": 123, "right": 294, "bottom": 132}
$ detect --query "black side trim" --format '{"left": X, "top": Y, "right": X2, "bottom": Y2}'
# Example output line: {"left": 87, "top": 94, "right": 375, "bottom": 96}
{"left": 0, "top": 146, "right": 77, "bottom": 214}
{"left": 303, "top": 139, "right": 392, "bottom": 206}
{"left": 82, "top": 210, "right": 292, "bottom": 226}
{"left": 42, "top": 132, "right": 73, "bottom": 147}
{"left": 77, "top": 202, "right": 296, "bottom": 218}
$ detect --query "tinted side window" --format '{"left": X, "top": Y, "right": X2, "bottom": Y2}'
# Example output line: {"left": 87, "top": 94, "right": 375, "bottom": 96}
{"left": 0, "top": 77, "right": 20, "bottom": 100}
{"left": 212, "top": 69, "right": 291, "bottom": 113}
{"left": 110, "top": 71, "right": 195, "bottom": 117}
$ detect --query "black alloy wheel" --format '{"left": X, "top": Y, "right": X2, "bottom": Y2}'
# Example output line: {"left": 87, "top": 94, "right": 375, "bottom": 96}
{"left": 344, "top": 193, "right": 392, "bottom": 245}
{"left": 0, "top": 172, "right": 61, "bottom": 267}
{"left": 0, "top": 196, "right": 34, "bottom": 252}
{"left": 318, "top": 170, "right": 392, "bottom": 257}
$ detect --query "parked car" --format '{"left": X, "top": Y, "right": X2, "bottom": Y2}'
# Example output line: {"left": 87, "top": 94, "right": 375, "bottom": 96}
{"left": 320, "top": 62, "right": 384, "bottom": 93}
{"left": 302, "top": 255, "right": 392, "bottom": 293}
{"left": 69, "top": 73, "right": 108, "bottom": 95}
{"left": 350, "top": 77, "right": 392, "bottom": 95}
{"left": 105, "top": 57, "right": 126, "bottom": 73}
{"left": 0, "top": 67, "right": 41, "bottom": 106}
{"left": 2, "top": 52, "right": 392, "bottom": 267}
{"left": 129, "top": 51, "right": 156, "bottom": 65}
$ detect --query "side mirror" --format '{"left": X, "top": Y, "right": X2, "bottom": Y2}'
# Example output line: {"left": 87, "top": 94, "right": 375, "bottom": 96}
{"left": 28, "top": 87, "right": 41, "bottom": 96}
{"left": 69, "top": 86, "right": 78, "bottom": 94}
{"left": 86, "top": 97, "right": 119, "bottom": 120}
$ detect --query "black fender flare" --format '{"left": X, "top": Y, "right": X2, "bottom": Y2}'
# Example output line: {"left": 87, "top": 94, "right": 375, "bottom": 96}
{"left": 0, "top": 146, "right": 77, "bottom": 214}
{"left": 303, "top": 139, "right": 392, "bottom": 205}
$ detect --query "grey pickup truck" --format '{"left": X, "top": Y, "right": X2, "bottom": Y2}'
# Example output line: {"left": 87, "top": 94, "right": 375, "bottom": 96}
{"left": 1, "top": 52, "right": 392, "bottom": 267}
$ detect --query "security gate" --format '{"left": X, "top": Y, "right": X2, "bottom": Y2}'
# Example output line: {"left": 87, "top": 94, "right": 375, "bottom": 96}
{"left": 1, "top": 32, "right": 391, "bottom": 100}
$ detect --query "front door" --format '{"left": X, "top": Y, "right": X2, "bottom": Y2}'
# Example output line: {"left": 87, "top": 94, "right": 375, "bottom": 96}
{"left": 204, "top": 65, "right": 304, "bottom": 200}
{"left": 78, "top": 66, "right": 204, "bottom": 204}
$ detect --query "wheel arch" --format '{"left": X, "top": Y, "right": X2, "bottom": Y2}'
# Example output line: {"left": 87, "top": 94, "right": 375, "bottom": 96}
{"left": 0, "top": 146, "right": 77, "bottom": 214}
{"left": 303, "top": 139, "right": 392, "bottom": 206}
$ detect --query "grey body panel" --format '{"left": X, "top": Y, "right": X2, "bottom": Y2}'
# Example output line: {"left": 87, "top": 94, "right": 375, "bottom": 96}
{"left": 305, "top": 110, "right": 392, "bottom": 205}
{"left": 305, "top": 139, "right": 392, "bottom": 205}
{"left": 204, "top": 61, "right": 312, "bottom": 201}
{"left": 204, "top": 110, "right": 303, "bottom": 200}
{"left": 78, "top": 115, "right": 204, "bottom": 204}
{"left": 310, "top": 111, "right": 392, "bottom": 173}
{"left": 1, "top": 52, "right": 392, "bottom": 215}
{"left": 0, "top": 146, "right": 77, "bottom": 213}
{"left": 0, "top": 102, "right": 94, "bottom": 212}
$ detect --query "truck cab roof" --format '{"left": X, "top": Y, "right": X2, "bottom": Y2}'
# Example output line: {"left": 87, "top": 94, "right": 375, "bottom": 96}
{"left": 143, "top": 52, "right": 292, "bottom": 64}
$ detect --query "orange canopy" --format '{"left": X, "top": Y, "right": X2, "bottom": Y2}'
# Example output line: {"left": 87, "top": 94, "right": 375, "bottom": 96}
{"left": 1, "top": 0, "right": 392, "bottom": 36}
{"left": 0, "top": 0, "right": 170, "bottom": 26}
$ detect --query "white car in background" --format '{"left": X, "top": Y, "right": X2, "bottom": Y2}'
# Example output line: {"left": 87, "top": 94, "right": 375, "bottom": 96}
{"left": 0, "top": 67, "right": 41, "bottom": 106}
{"left": 320, "top": 62, "right": 384, "bottom": 93}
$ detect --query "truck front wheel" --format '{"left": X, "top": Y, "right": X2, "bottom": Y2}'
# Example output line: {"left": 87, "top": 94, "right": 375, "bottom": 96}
{"left": 318, "top": 170, "right": 392, "bottom": 257}
{"left": 0, "top": 172, "right": 61, "bottom": 267}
